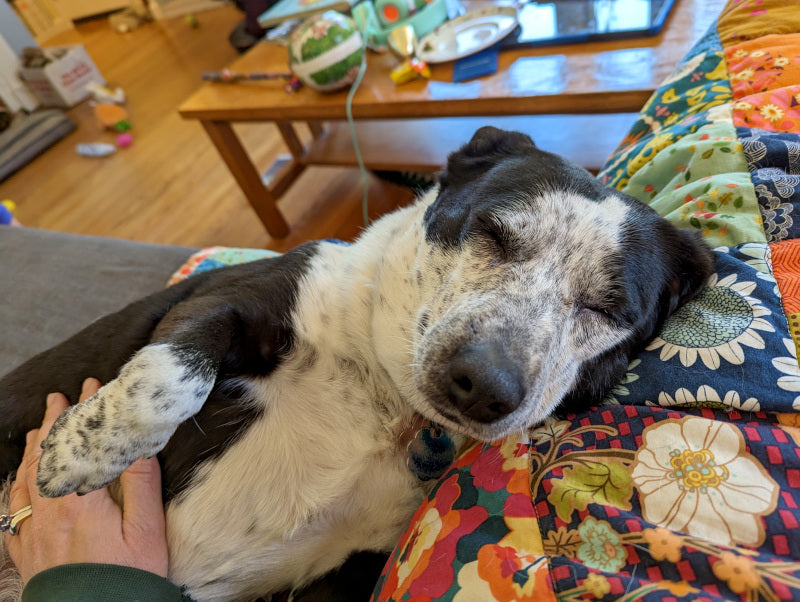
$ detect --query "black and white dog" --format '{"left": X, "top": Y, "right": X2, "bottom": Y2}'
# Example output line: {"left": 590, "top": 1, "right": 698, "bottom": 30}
{"left": 0, "top": 127, "right": 713, "bottom": 600}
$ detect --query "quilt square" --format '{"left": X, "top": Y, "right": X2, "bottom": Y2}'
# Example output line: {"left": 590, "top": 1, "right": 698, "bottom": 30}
{"left": 608, "top": 245, "right": 798, "bottom": 414}
{"left": 725, "top": 34, "right": 800, "bottom": 99}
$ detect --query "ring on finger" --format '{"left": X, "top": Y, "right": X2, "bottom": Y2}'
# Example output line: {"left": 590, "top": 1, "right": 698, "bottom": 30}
{"left": 0, "top": 505, "right": 33, "bottom": 535}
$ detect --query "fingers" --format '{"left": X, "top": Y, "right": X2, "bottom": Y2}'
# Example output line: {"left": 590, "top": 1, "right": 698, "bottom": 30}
{"left": 38, "top": 392, "right": 69, "bottom": 443}
{"left": 79, "top": 378, "right": 101, "bottom": 402}
{"left": 73, "top": 378, "right": 164, "bottom": 532}
{"left": 9, "top": 429, "right": 38, "bottom": 502}
{"left": 5, "top": 430, "right": 37, "bottom": 555}
{"left": 4, "top": 390, "right": 71, "bottom": 559}
{"left": 119, "top": 456, "right": 164, "bottom": 531}
{"left": 117, "top": 456, "right": 168, "bottom": 576}
{"left": 77, "top": 375, "right": 165, "bottom": 555}
{"left": 19, "top": 392, "right": 69, "bottom": 502}
{"left": 22, "top": 392, "right": 69, "bottom": 488}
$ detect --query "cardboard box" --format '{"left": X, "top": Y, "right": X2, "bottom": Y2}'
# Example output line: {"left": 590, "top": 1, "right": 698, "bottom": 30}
{"left": 18, "top": 45, "right": 104, "bottom": 107}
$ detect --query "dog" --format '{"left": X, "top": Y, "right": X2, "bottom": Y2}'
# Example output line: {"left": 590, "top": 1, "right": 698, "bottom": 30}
{"left": 0, "top": 127, "right": 714, "bottom": 600}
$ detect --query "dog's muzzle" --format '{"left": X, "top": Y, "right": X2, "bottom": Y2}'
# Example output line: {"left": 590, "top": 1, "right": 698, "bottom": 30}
{"left": 443, "top": 341, "right": 525, "bottom": 423}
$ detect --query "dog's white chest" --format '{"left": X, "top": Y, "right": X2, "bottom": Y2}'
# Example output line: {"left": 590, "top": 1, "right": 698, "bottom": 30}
{"left": 164, "top": 268, "right": 428, "bottom": 601}
{"left": 164, "top": 383, "right": 424, "bottom": 599}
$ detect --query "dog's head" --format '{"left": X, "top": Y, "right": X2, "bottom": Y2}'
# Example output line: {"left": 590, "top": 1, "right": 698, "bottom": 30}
{"left": 407, "top": 126, "right": 713, "bottom": 440}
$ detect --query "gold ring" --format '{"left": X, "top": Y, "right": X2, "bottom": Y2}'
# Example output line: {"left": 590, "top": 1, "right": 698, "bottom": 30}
{"left": 0, "top": 505, "right": 33, "bottom": 535}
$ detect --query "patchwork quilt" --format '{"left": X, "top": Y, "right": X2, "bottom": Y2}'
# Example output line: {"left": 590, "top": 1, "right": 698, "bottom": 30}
{"left": 370, "top": 1, "right": 800, "bottom": 600}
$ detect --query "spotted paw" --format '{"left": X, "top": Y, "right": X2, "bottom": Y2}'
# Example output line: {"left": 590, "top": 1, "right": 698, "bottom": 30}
{"left": 36, "top": 393, "right": 171, "bottom": 498}
{"left": 35, "top": 343, "right": 214, "bottom": 497}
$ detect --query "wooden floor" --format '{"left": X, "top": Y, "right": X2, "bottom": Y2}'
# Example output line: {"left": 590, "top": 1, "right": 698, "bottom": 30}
{"left": 0, "top": 5, "right": 415, "bottom": 252}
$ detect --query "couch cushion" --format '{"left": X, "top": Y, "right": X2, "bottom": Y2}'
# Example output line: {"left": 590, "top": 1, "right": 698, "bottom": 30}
{"left": 0, "top": 227, "right": 195, "bottom": 375}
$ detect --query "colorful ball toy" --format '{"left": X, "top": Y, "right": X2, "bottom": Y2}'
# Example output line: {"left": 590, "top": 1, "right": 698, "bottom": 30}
{"left": 288, "top": 12, "right": 364, "bottom": 92}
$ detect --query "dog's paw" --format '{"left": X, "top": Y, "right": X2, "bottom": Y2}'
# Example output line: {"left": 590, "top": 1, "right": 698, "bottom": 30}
{"left": 35, "top": 343, "right": 214, "bottom": 497}
{"left": 36, "top": 396, "right": 171, "bottom": 497}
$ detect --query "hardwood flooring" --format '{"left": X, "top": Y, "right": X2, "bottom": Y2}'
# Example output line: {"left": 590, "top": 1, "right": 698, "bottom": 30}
{"left": 0, "top": 5, "right": 414, "bottom": 252}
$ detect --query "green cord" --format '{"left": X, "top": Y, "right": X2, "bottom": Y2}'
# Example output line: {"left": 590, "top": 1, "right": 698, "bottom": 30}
{"left": 345, "top": 23, "right": 371, "bottom": 228}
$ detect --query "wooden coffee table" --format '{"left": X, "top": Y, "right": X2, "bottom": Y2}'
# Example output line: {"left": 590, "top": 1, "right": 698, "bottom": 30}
{"left": 179, "top": 0, "right": 724, "bottom": 238}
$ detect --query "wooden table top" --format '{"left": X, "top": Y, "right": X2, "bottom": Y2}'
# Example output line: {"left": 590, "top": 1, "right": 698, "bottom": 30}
{"left": 179, "top": 0, "right": 725, "bottom": 123}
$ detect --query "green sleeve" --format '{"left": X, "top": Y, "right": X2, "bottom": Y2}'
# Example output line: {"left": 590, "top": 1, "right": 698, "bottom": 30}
{"left": 22, "top": 563, "right": 193, "bottom": 601}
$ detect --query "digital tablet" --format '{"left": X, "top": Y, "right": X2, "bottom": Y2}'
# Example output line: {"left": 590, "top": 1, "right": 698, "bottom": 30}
{"left": 501, "top": 0, "right": 677, "bottom": 49}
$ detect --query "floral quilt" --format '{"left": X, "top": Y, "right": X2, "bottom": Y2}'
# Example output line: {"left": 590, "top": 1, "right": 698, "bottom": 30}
{"left": 372, "top": 1, "right": 800, "bottom": 600}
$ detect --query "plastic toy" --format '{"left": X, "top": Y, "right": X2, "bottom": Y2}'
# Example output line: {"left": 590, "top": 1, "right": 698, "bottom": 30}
{"left": 76, "top": 143, "right": 116, "bottom": 157}
{"left": 202, "top": 69, "right": 294, "bottom": 83}
{"left": 390, "top": 57, "right": 430, "bottom": 84}
{"left": 116, "top": 133, "right": 133, "bottom": 148}
{"left": 351, "top": 0, "right": 446, "bottom": 47}
{"left": 288, "top": 12, "right": 364, "bottom": 92}
{"left": 387, "top": 24, "right": 430, "bottom": 84}
{"left": 109, "top": 5, "right": 151, "bottom": 33}
{"left": 86, "top": 82, "right": 126, "bottom": 104}
{"left": 203, "top": 69, "right": 302, "bottom": 93}
{"left": 94, "top": 103, "right": 129, "bottom": 130}
{"left": 0, "top": 200, "right": 20, "bottom": 226}
{"left": 374, "top": 0, "right": 428, "bottom": 28}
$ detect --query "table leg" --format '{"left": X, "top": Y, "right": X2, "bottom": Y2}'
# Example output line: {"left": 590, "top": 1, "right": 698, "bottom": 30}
{"left": 275, "top": 121, "right": 307, "bottom": 158}
{"left": 307, "top": 121, "right": 325, "bottom": 138}
{"left": 201, "top": 120, "right": 290, "bottom": 239}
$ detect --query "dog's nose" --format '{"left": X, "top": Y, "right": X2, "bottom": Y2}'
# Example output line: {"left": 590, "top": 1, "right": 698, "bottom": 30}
{"left": 445, "top": 342, "right": 524, "bottom": 423}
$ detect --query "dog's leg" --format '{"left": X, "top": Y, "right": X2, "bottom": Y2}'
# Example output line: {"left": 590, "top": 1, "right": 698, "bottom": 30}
{"left": 36, "top": 297, "right": 238, "bottom": 497}
{"left": 0, "top": 275, "right": 209, "bottom": 478}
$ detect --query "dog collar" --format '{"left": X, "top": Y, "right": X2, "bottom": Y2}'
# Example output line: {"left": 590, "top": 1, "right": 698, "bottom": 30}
{"left": 402, "top": 416, "right": 457, "bottom": 481}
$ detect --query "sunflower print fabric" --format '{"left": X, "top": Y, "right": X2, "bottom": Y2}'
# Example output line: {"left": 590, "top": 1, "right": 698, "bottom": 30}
{"left": 374, "top": 1, "right": 800, "bottom": 599}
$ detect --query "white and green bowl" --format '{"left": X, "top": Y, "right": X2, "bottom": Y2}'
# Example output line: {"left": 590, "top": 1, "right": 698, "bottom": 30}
{"left": 289, "top": 12, "right": 364, "bottom": 92}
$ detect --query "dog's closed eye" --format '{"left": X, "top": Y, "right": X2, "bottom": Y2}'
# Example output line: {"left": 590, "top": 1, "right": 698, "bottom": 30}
{"left": 475, "top": 215, "right": 513, "bottom": 260}
{"left": 580, "top": 305, "right": 615, "bottom": 320}
{"left": 578, "top": 302, "right": 629, "bottom": 328}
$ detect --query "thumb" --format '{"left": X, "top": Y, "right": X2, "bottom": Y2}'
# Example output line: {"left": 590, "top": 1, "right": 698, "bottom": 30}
{"left": 118, "top": 456, "right": 169, "bottom": 577}
{"left": 118, "top": 456, "right": 165, "bottom": 533}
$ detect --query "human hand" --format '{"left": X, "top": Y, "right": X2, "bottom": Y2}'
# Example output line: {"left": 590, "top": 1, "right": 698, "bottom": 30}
{"left": 5, "top": 378, "right": 169, "bottom": 584}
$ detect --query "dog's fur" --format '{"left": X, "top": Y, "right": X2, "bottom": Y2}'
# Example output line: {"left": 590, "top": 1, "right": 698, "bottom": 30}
{"left": 0, "top": 127, "right": 714, "bottom": 600}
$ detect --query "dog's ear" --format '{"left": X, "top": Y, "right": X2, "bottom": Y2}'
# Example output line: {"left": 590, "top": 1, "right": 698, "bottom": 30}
{"left": 660, "top": 228, "right": 715, "bottom": 318}
{"left": 439, "top": 126, "right": 537, "bottom": 188}
{"left": 559, "top": 227, "right": 714, "bottom": 416}
{"left": 426, "top": 128, "right": 538, "bottom": 247}
{"left": 458, "top": 126, "right": 537, "bottom": 158}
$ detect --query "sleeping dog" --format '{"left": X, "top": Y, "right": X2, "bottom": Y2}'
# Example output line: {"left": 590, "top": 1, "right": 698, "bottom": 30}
{"left": 0, "top": 127, "right": 713, "bottom": 600}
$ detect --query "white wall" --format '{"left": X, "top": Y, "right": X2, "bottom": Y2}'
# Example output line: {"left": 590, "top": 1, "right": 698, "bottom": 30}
{"left": 0, "top": 3, "right": 38, "bottom": 56}
{"left": 0, "top": 5, "right": 39, "bottom": 111}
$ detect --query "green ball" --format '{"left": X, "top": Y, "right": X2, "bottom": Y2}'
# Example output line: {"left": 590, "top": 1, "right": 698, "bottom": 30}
{"left": 289, "top": 12, "right": 364, "bottom": 92}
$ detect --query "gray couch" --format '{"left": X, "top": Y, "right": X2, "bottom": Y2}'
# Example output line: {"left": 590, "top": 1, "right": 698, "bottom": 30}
{"left": 0, "top": 227, "right": 196, "bottom": 375}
